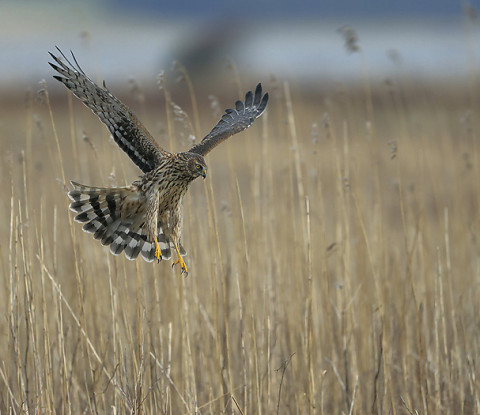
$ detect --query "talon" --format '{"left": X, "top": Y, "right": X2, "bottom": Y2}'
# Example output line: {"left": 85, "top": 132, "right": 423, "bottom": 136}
{"left": 154, "top": 235, "right": 162, "bottom": 263}
{"left": 172, "top": 258, "right": 188, "bottom": 275}
{"left": 172, "top": 242, "right": 188, "bottom": 275}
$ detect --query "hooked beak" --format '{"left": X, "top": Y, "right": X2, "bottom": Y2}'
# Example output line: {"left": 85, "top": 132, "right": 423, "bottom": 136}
{"left": 201, "top": 169, "right": 207, "bottom": 179}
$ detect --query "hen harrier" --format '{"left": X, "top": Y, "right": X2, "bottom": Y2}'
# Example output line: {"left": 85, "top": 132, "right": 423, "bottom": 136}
{"left": 49, "top": 48, "right": 268, "bottom": 274}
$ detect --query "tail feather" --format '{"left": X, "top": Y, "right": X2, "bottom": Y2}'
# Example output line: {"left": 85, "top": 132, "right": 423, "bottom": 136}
{"left": 140, "top": 241, "right": 156, "bottom": 262}
{"left": 157, "top": 232, "right": 172, "bottom": 259}
{"left": 110, "top": 227, "right": 171, "bottom": 262}
{"left": 68, "top": 181, "right": 175, "bottom": 262}
{"left": 124, "top": 234, "right": 143, "bottom": 260}
{"left": 100, "top": 218, "right": 122, "bottom": 246}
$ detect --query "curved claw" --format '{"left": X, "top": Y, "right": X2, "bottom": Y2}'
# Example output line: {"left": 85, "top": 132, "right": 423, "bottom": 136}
{"left": 172, "top": 257, "right": 188, "bottom": 275}
{"left": 172, "top": 242, "right": 188, "bottom": 276}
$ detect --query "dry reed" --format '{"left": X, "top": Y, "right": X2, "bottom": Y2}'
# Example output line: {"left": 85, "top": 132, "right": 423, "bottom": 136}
{"left": 0, "top": 65, "right": 479, "bottom": 414}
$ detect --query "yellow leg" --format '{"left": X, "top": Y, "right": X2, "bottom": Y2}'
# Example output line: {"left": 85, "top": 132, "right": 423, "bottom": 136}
{"left": 154, "top": 235, "right": 162, "bottom": 262}
{"left": 172, "top": 242, "right": 188, "bottom": 275}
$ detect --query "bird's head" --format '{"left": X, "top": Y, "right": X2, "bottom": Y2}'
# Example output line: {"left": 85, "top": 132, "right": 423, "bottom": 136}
{"left": 184, "top": 152, "right": 207, "bottom": 180}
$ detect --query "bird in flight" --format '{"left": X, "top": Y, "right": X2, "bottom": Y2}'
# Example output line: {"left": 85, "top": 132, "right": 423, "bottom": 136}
{"left": 49, "top": 48, "right": 268, "bottom": 275}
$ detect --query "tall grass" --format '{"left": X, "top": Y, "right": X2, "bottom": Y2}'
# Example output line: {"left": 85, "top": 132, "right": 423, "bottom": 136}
{"left": 1, "top": 71, "right": 479, "bottom": 414}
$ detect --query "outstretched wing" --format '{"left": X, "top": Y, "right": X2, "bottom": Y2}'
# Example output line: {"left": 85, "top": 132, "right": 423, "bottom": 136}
{"left": 49, "top": 47, "right": 167, "bottom": 173}
{"left": 189, "top": 83, "right": 268, "bottom": 156}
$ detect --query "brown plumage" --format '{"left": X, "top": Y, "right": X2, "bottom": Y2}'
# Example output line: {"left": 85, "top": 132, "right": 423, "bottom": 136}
{"left": 49, "top": 47, "right": 268, "bottom": 274}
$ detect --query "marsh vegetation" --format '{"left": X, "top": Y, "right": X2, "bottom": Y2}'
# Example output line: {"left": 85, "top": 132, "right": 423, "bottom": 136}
{"left": 1, "top": 69, "right": 479, "bottom": 413}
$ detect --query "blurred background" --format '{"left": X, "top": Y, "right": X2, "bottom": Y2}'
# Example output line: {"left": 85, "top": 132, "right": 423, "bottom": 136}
{"left": 3, "top": 1, "right": 480, "bottom": 413}
{"left": 1, "top": 0, "right": 479, "bottom": 92}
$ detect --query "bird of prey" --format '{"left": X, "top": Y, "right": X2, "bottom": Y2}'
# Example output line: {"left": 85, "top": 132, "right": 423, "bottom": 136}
{"left": 49, "top": 48, "right": 268, "bottom": 274}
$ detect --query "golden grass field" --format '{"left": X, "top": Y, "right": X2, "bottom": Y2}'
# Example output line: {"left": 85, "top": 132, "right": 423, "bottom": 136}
{"left": 1, "top": 69, "right": 479, "bottom": 414}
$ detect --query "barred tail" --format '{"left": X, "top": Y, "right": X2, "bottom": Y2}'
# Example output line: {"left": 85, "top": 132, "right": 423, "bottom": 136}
{"left": 67, "top": 181, "right": 172, "bottom": 262}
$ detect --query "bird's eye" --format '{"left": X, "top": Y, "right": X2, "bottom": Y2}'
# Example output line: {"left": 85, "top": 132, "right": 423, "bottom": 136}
{"left": 196, "top": 164, "right": 202, "bottom": 170}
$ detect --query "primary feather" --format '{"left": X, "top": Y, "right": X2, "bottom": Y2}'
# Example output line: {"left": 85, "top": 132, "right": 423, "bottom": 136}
{"left": 49, "top": 47, "right": 166, "bottom": 173}
{"left": 189, "top": 83, "right": 269, "bottom": 156}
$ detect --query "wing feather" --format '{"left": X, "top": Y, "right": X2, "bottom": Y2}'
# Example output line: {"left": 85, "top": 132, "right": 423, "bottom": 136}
{"left": 49, "top": 47, "right": 167, "bottom": 173}
{"left": 188, "top": 83, "right": 268, "bottom": 156}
